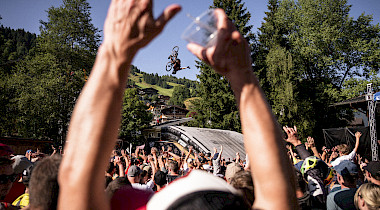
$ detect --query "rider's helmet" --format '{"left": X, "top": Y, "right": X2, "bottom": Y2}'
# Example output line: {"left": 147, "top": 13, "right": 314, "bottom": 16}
{"left": 300, "top": 156, "right": 319, "bottom": 176}
{"left": 300, "top": 156, "right": 334, "bottom": 185}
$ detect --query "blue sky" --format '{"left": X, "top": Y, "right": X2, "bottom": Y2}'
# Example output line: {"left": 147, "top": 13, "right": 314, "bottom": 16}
{"left": 1, "top": 0, "right": 379, "bottom": 80}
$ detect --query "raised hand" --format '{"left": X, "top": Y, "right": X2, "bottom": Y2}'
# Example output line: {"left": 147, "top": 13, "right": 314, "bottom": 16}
{"left": 283, "top": 126, "right": 301, "bottom": 146}
{"left": 355, "top": 131, "right": 362, "bottom": 139}
{"left": 307, "top": 137, "right": 315, "bottom": 148}
{"left": 187, "top": 9, "right": 251, "bottom": 77}
{"left": 121, "top": 149, "right": 126, "bottom": 156}
{"left": 102, "top": 0, "right": 181, "bottom": 59}
{"left": 114, "top": 156, "right": 122, "bottom": 165}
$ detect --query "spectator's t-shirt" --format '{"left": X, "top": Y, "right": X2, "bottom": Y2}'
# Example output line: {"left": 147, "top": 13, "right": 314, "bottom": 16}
{"left": 131, "top": 179, "right": 154, "bottom": 192}
{"left": 213, "top": 157, "right": 221, "bottom": 175}
{"left": 167, "top": 174, "right": 179, "bottom": 184}
{"left": 331, "top": 150, "right": 356, "bottom": 167}
{"left": 202, "top": 164, "right": 212, "bottom": 172}
{"left": 326, "top": 188, "right": 357, "bottom": 210}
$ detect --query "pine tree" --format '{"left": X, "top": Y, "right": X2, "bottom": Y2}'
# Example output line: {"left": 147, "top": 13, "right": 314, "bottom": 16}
{"left": 9, "top": 0, "right": 100, "bottom": 141}
{"left": 256, "top": 0, "right": 379, "bottom": 141}
{"left": 120, "top": 88, "right": 153, "bottom": 144}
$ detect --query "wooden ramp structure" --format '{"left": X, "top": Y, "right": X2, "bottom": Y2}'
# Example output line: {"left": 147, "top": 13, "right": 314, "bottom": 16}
{"left": 161, "top": 126, "right": 245, "bottom": 160}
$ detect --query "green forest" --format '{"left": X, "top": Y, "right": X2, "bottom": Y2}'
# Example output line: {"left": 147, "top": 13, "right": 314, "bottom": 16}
{"left": 1, "top": 0, "right": 379, "bottom": 145}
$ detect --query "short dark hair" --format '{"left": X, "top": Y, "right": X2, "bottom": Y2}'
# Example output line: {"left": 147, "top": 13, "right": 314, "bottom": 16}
{"left": 340, "top": 173, "right": 358, "bottom": 185}
{"left": 106, "top": 161, "right": 115, "bottom": 174}
{"left": 154, "top": 171, "right": 167, "bottom": 187}
{"left": 29, "top": 154, "right": 61, "bottom": 210}
{"left": 105, "top": 177, "right": 131, "bottom": 199}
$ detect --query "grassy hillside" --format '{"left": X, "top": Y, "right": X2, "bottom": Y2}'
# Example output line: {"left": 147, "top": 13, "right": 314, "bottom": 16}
{"left": 129, "top": 73, "right": 183, "bottom": 97}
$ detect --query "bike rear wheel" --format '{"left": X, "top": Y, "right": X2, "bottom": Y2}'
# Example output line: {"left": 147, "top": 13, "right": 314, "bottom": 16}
{"left": 166, "top": 62, "right": 173, "bottom": 71}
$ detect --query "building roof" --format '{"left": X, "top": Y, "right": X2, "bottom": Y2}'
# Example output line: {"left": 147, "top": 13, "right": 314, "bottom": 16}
{"left": 154, "top": 117, "right": 194, "bottom": 128}
{"left": 332, "top": 95, "right": 367, "bottom": 107}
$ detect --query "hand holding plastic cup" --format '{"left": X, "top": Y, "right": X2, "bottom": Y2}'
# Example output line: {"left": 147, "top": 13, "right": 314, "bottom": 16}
{"left": 181, "top": 9, "right": 218, "bottom": 48}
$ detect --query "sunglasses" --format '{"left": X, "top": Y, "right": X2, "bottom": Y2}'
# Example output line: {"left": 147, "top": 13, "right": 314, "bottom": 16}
{"left": 0, "top": 174, "right": 18, "bottom": 184}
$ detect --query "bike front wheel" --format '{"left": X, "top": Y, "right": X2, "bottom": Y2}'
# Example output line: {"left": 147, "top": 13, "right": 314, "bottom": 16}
{"left": 172, "top": 46, "right": 179, "bottom": 54}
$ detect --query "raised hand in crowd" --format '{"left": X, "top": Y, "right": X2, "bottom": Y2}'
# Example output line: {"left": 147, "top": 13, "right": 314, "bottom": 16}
{"left": 235, "top": 152, "right": 240, "bottom": 164}
{"left": 321, "top": 146, "right": 329, "bottom": 162}
{"left": 286, "top": 144, "right": 296, "bottom": 164}
{"left": 328, "top": 147, "right": 338, "bottom": 166}
{"left": 150, "top": 147, "right": 158, "bottom": 170}
{"left": 121, "top": 149, "right": 130, "bottom": 168}
{"left": 51, "top": 145, "right": 57, "bottom": 156}
{"left": 354, "top": 131, "right": 362, "bottom": 153}
{"left": 158, "top": 155, "right": 166, "bottom": 172}
{"left": 141, "top": 150, "right": 148, "bottom": 163}
{"left": 114, "top": 156, "right": 125, "bottom": 177}
{"left": 307, "top": 136, "right": 321, "bottom": 159}
{"left": 135, "top": 147, "right": 140, "bottom": 159}
{"left": 283, "top": 126, "right": 301, "bottom": 146}
{"left": 161, "top": 146, "right": 165, "bottom": 154}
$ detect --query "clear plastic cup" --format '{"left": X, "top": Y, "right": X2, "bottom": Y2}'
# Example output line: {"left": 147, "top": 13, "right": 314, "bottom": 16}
{"left": 181, "top": 9, "right": 218, "bottom": 48}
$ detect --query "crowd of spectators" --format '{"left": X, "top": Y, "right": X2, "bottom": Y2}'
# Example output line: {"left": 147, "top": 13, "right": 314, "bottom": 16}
{"left": 1, "top": 125, "right": 379, "bottom": 209}
{"left": 1, "top": 0, "right": 380, "bottom": 209}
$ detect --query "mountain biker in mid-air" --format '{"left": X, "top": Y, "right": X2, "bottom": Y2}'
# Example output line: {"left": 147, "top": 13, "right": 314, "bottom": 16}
{"left": 167, "top": 46, "right": 190, "bottom": 74}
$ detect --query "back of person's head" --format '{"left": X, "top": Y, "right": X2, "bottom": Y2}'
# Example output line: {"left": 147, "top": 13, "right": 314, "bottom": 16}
{"left": 334, "top": 160, "right": 358, "bottom": 186}
{"left": 154, "top": 171, "right": 167, "bottom": 187}
{"left": 354, "top": 183, "right": 380, "bottom": 210}
{"left": 336, "top": 144, "right": 349, "bottom": 155}
{"left": 225, "top": 162, "right": 242, "bottom": 183}
{"left": 140, "top": 170, "right": 148, "bottom": 184}
{"left": 105, "top": 177, "right": 131, "bottom": 199}
{"left": 168, "top": 160, "right": 179, "bottom": 174}
{"left": 230, "top": 170, "right": 254, "bottom": 206}
{"left": 29, "top": 154, "right": 62, "bottom": 210}
{"left": 106, "top": 161, "right": 115, "bottom": 174}
{"left": 363, "top": 161, "right": 380, "bottom": 182}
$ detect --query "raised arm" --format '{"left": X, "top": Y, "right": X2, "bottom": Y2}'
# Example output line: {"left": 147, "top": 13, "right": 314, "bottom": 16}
{"left": 187, "top": 9, "right": 297, "bottom": 209}
{"left": 353, "top": 131, "right": 361, "bottom": 153}
{"left": 57, "top": 1, "right": 180, "bottom": 209}
{"left": 184, "top": 147, "right": 192, "bottom": 164}
{"left": 218, "top": 145, "right": 223, "bottom": 160}
{"left": 307, "top": 137, "right": 321, "bottom": 159}
{"left": 321, "top": 146, "right": 329, "bottom": 162}
{"left": 121, "top": 149, "right": 130, "bottom": 169}
{"left": 114, "top": 156, "right": 125, "bottom": 177}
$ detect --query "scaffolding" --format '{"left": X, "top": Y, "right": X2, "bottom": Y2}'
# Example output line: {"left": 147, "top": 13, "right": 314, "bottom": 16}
{"left": 366, "top": 83, "right": 378, "bottom": 161}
